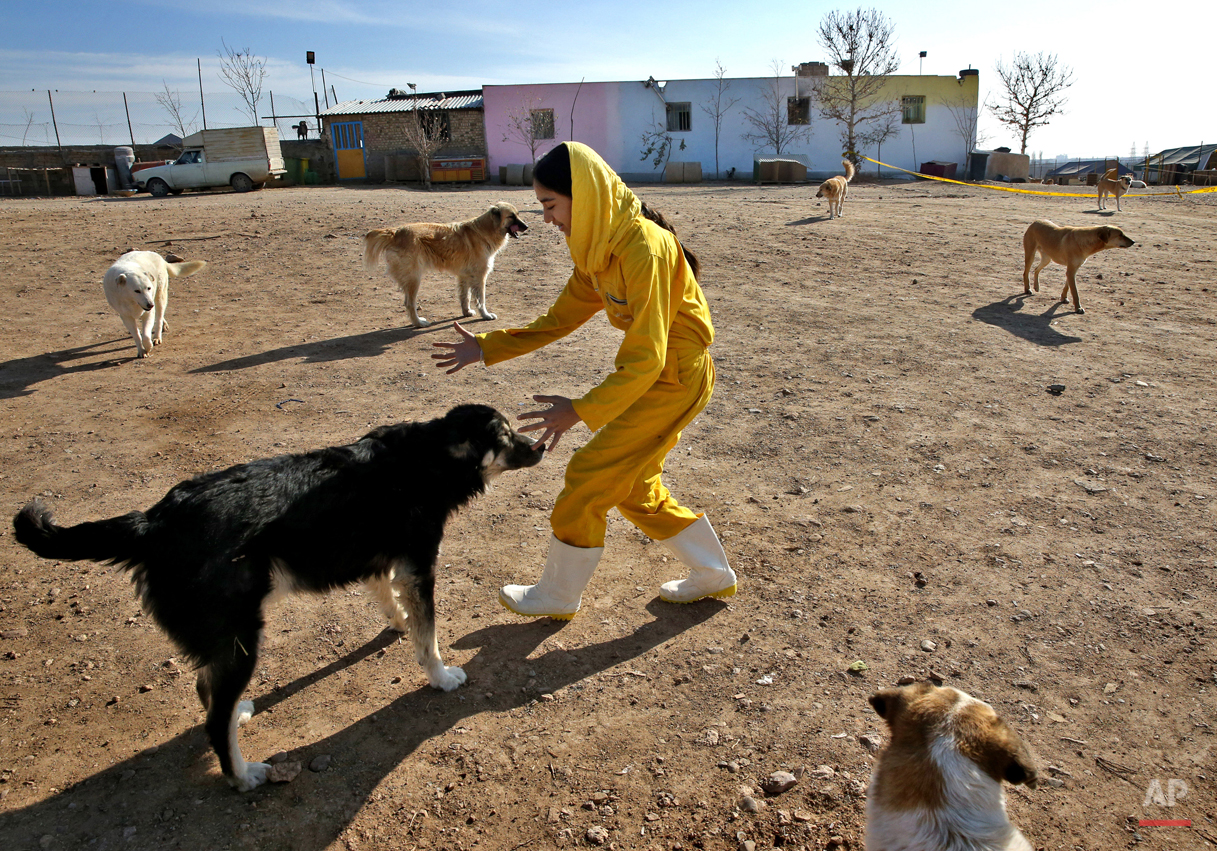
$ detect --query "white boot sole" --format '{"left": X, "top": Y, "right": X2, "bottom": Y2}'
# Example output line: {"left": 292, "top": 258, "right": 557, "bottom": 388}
{"left": 659, "top": 582, "right": 737, "bottom": 604}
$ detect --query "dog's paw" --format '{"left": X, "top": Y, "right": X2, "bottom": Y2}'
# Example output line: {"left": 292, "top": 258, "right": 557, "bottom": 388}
{"left": 236, "top": 700, "right": 255, "bottom": 726}
{"left": 430, "top": 666, "right": 467, "bottom": 692}
{"left": 231, "top": 761, "right": 271, "bottom": 792}
{"left": 479, "top": 309, "right": 498, "bottom": 321}
{"left": 414, "top": 317, "right": 432, "bottom": 328}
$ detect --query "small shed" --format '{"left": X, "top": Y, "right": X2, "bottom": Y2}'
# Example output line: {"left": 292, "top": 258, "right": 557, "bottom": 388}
{"left": 319, "top": 89, "right": 487, "bottom": 182}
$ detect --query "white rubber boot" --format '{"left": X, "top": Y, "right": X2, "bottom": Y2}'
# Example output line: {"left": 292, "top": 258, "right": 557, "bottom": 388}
{"left": 499, "top": 535, "right": 603, "bottom": 620}
{"left": 659, "top": 515, "right": 737, "bottom": 603}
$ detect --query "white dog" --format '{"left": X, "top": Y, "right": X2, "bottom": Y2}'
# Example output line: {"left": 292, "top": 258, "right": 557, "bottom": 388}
{"left": 103, "top": 251, "right": 206, "bottom": 358}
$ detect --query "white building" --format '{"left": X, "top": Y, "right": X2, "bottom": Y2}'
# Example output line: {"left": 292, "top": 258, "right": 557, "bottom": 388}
{"left": 482, "top": 65, "right": 980, "bottom": 182}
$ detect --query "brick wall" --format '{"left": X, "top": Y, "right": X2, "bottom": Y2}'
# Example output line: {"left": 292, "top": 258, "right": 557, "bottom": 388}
{"left": 324, "top": 109, "right": 487, "bottom": 183}
{"left": 0, "top": 144, "right": 179, "bottom": 170}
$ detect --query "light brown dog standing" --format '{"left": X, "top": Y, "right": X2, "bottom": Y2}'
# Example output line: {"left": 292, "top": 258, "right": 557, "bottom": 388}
{"left": 816, "top": 159, "right": 855, "bottom": 219}
{"left": 1096, "top": 168, "right": 1133, "bottom": 212}
{"left": 1022, "top": 219, "right": 1135, "bottom": 313}
{"left": 363, "top": 203, "right": 527, "bottom": 327}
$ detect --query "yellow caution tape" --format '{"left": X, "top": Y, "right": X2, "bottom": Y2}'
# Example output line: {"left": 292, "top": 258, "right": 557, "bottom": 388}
{"left": 858, "top": 156, "right": 1217, "bottom": 197}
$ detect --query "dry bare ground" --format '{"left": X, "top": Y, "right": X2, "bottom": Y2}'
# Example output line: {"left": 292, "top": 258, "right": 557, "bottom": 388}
{"left": 0, "top": 177, "right": 1213, "bottom": 851}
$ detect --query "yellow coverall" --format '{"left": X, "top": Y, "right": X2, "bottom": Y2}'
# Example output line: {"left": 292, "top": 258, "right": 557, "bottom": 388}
{"left": 476, "top": 142, "right": 715, "bottom": 549}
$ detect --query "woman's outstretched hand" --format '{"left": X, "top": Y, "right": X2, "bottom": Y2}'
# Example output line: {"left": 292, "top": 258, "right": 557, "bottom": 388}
{"left": 519, "top": 395, "right": 582, "bottom": 452}
{"left": 431, "top": 322, "right": 482, "bottom": 374}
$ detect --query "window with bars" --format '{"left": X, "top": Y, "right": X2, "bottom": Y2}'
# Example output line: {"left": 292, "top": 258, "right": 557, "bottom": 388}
{"left": 531, "top": 109, "right": 555, "bottom": 140}
{"left": 418, "top": 110, "right": 450, "bottom": 141}
{"left": 666, "top": 102, "right": 692, "bottom": 132}
{"left": 787, "top": 97, "right": 810, "bottom": 125}
{"left": 901, "top": 95, "right": 926, "bottom": 124}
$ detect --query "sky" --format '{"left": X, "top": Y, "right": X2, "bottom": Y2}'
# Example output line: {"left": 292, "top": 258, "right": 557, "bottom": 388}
{"left": 0, "top": 0, "right": 1205, "bottom": 160}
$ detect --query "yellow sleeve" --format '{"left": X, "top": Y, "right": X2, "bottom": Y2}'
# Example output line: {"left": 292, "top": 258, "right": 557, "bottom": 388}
{"left": 571, "top": 245, "right": 671, "bottom": 431}
{"left": 476, "top": 269, "right": 603, "bottom": 366}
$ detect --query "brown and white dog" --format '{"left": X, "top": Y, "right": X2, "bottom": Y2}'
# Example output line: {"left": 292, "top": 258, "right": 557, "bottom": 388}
{"left": 816, "top": 159, "right": 856, "bottom": 219}
{"left": 363, "top": 202, "right": 527, "bottom": 327}
{"left": 866, "top": 682, "right": 1038, "bottom": 851}
{"left": 1096, "top": 168, "right": 1133, "bottom": 212}
{"left": 1022, "top": 219, "right": 1135, "bottom": 313}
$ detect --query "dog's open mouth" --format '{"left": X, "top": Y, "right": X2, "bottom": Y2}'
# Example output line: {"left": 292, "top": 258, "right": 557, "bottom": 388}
{"left": 507, "top": 222, "right": 527, "bottom": 239}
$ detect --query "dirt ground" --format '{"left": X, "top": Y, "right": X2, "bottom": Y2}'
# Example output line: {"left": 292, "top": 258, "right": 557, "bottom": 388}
{"left": 0, "top": 175, "right": 1213, "bottom": 851}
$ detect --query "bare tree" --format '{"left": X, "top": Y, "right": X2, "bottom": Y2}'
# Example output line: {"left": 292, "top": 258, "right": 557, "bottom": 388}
{"left": 990, "top": 52, "right": 1074, "bottom": 154}
{"left": 944, "top": 91, "right": 981, "bottom": 176}
{"left": 700, "top": 59, "right": 741, "bottom": 178}
{"left": 21, "top": 108, "right": 37, "bottom": 145}
{"left": 154, "top": 80, "right": 199, "bottom": 142}
{"left": 402, "top": 95, "right": 449, "bottom": 188}
{"left": 740, "top": 60, "right": 812, "bottom": 156}
{"left": 217, "top": 39, "right": 267, "bottom": 125}
{"left": 813, "top": 8, "right": 901, "bottom": 165}
{"left": 502, "top": 96, "right": 555, "bottom": 165}
{"left": 866, "top": 108, "right": 901, "bottom": 177}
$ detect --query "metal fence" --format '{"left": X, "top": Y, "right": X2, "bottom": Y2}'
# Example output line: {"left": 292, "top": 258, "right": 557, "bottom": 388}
{"left": 0, "top": 89, "right": 319, "bottom": 147}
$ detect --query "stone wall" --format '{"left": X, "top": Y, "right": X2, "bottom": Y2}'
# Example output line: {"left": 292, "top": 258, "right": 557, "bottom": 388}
{"left": 325, "top": 109, "right": 487, "bottom": 183}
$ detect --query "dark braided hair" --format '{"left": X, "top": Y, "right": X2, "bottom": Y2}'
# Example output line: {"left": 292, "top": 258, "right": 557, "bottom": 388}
{"left": 534, "top": 143, "right": 701, "bottom": 280}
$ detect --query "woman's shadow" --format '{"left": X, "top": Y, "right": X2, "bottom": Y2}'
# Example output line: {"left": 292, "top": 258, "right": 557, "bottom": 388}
{"left": 0, "top": 600, "right": 723, "bottom": 850}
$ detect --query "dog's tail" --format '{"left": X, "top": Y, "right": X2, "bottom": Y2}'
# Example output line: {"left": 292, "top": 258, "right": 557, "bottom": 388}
{"left": 166, "top": 259, "right": 207, "bottom": 278}
{"left": 843, "top": 159, "right": 855, "bottom": 183}
{"left": 363, "top": 228, "right": 398, "bottom": 270}
{"left": 1101, "top": 168, "right": 1118, "bottom": 181}
{"left": 13, "top": 500, "right": 148, "bottom": 567}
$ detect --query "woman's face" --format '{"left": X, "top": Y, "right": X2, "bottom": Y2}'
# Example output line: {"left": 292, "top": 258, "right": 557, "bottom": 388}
{"left": 534, "top": 181, "right": 573, "bottom": 237}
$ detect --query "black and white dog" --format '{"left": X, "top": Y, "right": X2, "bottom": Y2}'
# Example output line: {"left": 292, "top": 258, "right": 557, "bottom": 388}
{"left": 13, "top": 405, "right": 544, "bottom": 791}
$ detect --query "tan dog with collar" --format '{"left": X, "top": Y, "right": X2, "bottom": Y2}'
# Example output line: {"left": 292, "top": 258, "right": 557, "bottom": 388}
{"left": 1097, "top": 168, "right": 1133, "bottom": 211}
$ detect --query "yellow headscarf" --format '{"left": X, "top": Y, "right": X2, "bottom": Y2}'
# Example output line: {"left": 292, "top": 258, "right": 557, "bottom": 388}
{"left": 564, "top": 142, "right": 641, "bottom": 277}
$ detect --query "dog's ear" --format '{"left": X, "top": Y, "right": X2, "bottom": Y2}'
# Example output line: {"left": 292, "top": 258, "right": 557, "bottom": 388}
{"left": 869, "top": 688, "right": 906, "bottom": 721}
{"left": 1097, "top": 226, "right": 1111, "bottom": 241}
{"left": 116, "top": 274, "right": 127, "bottom": 287}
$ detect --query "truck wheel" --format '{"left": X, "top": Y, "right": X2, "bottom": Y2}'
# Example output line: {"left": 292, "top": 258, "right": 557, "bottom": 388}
{"left": 147, "top": 178, "right": 170, "bottom": 198}
{"left": 230, "top": 173, "right": 254, "bottom": 193}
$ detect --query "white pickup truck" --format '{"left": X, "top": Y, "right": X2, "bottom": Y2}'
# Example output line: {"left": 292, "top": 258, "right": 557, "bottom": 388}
{"left": 135, "top": 127, "right": 287, "bottom": 196}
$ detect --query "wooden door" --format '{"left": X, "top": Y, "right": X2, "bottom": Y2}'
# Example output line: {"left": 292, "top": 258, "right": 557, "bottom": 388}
{"left": 331, "top": 121, "right": 366, "bottom": 180}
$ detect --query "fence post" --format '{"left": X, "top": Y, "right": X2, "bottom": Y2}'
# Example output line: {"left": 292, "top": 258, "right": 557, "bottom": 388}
{"left": 123, "top": 92, "right": 136, "bottom": 147}
{"left": 47, "top": 90, "right": 64, "bottom": 165}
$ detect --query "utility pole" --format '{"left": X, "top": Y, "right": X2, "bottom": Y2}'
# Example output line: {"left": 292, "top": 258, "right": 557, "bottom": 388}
{"left": 197, "top": 58, "right": 207, "bottom": 129}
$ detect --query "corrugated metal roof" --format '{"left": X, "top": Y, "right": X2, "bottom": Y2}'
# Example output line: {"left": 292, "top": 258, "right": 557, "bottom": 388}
{"left": 321, "top": 91, "right": 483, "bottom": 117}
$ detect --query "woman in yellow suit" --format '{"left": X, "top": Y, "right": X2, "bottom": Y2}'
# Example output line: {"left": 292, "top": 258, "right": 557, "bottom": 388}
{"left": 432, "top": 142, "right": 735, "bottom": 619}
